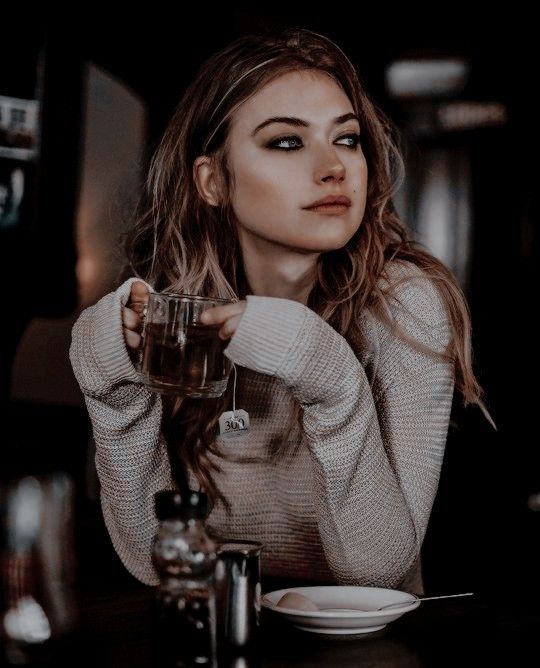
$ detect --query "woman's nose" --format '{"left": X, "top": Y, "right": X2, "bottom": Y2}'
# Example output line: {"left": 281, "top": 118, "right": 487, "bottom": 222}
{"left": 314, "top": 149, "right": 346, "bottom": 184}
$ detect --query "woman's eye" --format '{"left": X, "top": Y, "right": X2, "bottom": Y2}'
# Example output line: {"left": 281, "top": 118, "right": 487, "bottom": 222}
{"left": 266, "top": 133, "right": 361, "bottom": 151}
{"left": 336, "top": 133, "right": 362, "bottom": 148}
{"left": 267, "top": 136, "right": 303, "bottom": 150}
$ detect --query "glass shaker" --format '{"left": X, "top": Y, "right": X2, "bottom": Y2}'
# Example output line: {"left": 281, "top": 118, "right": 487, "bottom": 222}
{"left": 152, "top": 489, "right": 218, "bottom": 667}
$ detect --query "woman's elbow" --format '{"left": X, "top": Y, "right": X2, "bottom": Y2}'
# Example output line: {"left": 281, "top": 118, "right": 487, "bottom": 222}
{"left": 100, "top": 501, "right": 160, "bottom": 587}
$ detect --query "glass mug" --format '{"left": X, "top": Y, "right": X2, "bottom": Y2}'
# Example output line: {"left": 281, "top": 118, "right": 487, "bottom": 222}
{"left": 139, "top": 292, "right": 236, "bottom": 398}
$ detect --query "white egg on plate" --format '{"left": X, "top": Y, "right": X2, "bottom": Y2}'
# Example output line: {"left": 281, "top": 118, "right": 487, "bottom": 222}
{"left": 276, "top": 591, "right": 319, "bottom": 611}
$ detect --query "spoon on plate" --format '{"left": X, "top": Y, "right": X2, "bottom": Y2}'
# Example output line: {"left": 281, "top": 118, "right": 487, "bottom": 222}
{"left": 365, "top": 592, "right": 475, "bottom": 612}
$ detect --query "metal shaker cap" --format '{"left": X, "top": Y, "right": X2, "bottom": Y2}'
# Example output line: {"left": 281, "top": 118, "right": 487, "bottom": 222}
{"left": 216, "top": 540, "right": 263, "bottom": 556}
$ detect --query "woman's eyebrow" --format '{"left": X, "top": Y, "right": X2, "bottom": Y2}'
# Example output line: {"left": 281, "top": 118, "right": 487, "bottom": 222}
{"left": 251, "top": 112, "right": 360, "bottom": 136}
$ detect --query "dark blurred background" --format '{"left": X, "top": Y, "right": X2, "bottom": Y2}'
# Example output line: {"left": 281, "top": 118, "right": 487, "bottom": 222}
{"left": 1, "top": 9, "right": 538, "bottom": 600}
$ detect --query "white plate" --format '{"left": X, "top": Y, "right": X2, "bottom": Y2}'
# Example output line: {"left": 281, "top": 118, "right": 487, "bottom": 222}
{"left": 261, "top": 585, "right": 420, "bottom": 635}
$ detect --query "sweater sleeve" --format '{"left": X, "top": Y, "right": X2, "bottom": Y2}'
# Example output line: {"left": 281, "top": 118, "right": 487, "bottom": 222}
{"left": 224, "top": 263, "right": 455, "bottom": 588}
{"left": 69, "top": 277, "right": 172, "bottom": 586}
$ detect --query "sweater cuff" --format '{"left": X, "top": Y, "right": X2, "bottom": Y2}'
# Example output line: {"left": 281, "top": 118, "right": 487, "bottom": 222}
{"left": 92, "top": 277, "right": 152, "bottom": 388}
{"left": 223, "top": 295, "right": 357, "bottom": 404}
{"left": 223, "top": 295, "right": 309, "bottom": 376}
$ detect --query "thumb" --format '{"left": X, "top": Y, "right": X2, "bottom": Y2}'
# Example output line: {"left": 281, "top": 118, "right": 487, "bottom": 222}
{"left": 130, "top": 280, "right": 150, "bottom": 304}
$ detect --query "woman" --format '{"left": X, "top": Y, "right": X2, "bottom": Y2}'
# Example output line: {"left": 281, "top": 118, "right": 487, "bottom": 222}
{"left": 70, "top": 27, "right": 494, "bottom": 594}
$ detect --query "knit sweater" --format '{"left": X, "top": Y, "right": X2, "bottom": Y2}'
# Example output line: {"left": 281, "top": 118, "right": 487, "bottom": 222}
{"left": 69, "top": 260, "right": 455, "bottom": 595}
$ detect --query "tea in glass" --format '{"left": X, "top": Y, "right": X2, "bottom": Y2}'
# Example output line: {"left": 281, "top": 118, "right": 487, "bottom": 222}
{"left": 140, "top": 292, "right": 234, "bottom": 398}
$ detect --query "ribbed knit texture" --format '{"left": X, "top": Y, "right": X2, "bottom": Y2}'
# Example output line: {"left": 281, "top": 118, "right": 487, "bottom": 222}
{"left": 69, "top": 261, "right": 455, "bottom": 594}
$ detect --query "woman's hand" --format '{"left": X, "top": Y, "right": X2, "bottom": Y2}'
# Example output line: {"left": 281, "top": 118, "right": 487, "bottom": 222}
{"left": 123, "top": 281, "right": 149, "bottom": 351}
{"left": 199, "top": 300, "right": 247, "bottom": 340}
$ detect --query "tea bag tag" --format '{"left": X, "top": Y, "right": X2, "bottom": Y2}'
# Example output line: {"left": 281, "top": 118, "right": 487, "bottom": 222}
{"left": 219, "top": 409, "right": 250, "bottom": 438}
{"left": 219, "top": 363, "right": 250, "bottom": 439}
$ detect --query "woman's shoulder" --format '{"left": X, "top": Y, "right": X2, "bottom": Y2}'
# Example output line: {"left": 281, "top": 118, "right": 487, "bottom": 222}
{"left": 376, "top": 259, "right": 449, "bottom": 328}
{"left": 360, "top": 259, "right": 453, "bottom": 359}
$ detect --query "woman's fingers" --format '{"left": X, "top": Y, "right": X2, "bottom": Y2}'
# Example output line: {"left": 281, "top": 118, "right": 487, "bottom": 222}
{"left": 127, "top": 282, "right": 149, "bottom": 319}
{"left": 123, "top": 305, "right": 144, "bottom": 350}
{"left": 200, "top": 300, "right": 247, "bottom": 325}
{"left": 199, "top": 301, "right": 247, "bottom": 340}
{"left": 128, "top": 302, "right": 147, "bottom": 317}
{"left": 130, "top": 281, "right": 149, "bottom": 304}
{"left": 122, "top": 307, "right": 143, "bottom": 332}
{"left": 123, "top": 327, "right": 141, "bottom": 350}
{"left": 218, "top": 314, "right": 243, "bottom": 340}
{"left": 124, "top": 281, "right": 149, "bottom": 351}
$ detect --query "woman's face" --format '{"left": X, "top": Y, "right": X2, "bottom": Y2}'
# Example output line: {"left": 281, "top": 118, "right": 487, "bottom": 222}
{"left": 224, "top": 69, "right": 368, "bottom": 253}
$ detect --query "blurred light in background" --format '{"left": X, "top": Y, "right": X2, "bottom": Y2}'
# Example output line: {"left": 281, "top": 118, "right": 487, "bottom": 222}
{"left": 11, "top": 62, "right": 147, "bottom": 405}
{"left": 75, "top": 62, "right": 147, "bottom": 307}
{"left": 386, "top": 57, "right": 470, "bottom": 99}
{"left": 386, "top": 55, "right": 507, "bottom": 291}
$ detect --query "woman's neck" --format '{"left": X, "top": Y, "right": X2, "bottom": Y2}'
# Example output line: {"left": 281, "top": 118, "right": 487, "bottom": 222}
{"left": 238, "top": 230, "right": 320, "bottom": 306}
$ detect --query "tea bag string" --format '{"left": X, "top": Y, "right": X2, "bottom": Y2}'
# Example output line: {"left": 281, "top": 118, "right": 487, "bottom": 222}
{"left": 231, "top": 362, "right": 239, "bottom": 425}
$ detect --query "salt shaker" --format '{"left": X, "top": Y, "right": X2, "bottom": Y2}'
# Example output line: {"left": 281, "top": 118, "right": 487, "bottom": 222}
{"left": 214, "top": 540, "right": 263, "bottom": 651}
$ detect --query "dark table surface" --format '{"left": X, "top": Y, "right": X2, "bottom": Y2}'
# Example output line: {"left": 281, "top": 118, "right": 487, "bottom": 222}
{"left": 9, "top": 579, "right": 540, "bottom": 667}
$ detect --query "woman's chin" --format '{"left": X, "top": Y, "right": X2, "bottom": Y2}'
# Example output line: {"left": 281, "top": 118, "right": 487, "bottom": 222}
{"left": 298, "top": 222, "right": 360, "bottom": 252}
{"left": 295, "top": 232, "right": 354, "bottom": 253}
{"left": 285, "top": 242, "right": 349, "bottom": 254}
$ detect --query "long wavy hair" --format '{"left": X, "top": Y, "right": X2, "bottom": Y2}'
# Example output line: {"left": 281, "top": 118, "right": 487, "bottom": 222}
{"left": 122, "top": 26, "right": 496, "bottom": 513}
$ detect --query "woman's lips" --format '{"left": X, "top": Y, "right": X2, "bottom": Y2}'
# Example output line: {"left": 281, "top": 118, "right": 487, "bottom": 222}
{"left": 305, "top": 204, "right": 350, "bottom": 215}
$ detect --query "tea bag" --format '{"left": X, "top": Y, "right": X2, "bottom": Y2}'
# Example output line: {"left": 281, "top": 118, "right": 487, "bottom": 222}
{"left": 219, "top": 362, "right": 250, "bottom": 439}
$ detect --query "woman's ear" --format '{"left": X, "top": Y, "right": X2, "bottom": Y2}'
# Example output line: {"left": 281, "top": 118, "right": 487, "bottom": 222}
{"left": 193, "top": 155, "right": 222, "bottom": 207}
